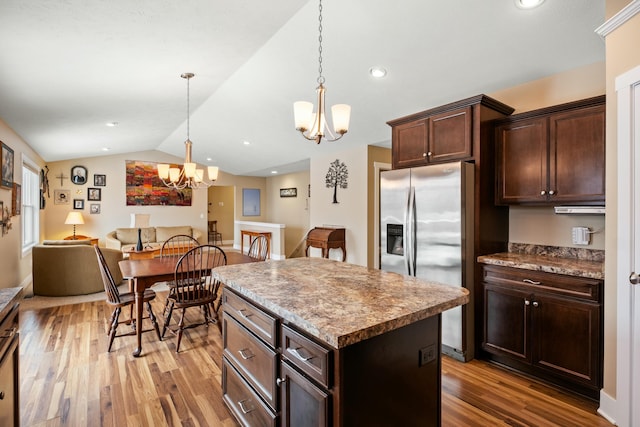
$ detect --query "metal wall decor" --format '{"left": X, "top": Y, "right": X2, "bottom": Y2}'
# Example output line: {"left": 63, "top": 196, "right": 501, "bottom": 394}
{"left": 325, "top": 159, "right": 348, "bottom": 204}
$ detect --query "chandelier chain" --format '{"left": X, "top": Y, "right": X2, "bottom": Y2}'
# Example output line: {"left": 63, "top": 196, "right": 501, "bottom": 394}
{"left": 317, "top": 0, "right": 324, "bottom": 85}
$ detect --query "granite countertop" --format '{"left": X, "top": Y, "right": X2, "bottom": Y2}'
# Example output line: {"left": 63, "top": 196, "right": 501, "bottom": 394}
{"left": 212, "top": 257, "right": 469, "bottom": 349}
{"left": 478, "top": 244, "right": 604, "bottom": 280}
{"left": 0, "top": 287, "right": 23, "bottom": 321}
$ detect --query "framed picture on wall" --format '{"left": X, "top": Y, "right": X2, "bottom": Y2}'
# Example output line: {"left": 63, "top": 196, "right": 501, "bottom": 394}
{"left": 73, "top": 199, "right": 84, "bottom": 209}
{"left": 242, "top": 188, "right": 260, "bottom": 216}
{"left": 1, "top": 141, "right": 14, "bottom": 189}
{"left": 90, "top": 203, "right": 101, "bottom": 214}
{"left": 94, "top": 174, "right": 106, "bottom": 186}
{"left": 87, "top": 187, "right": 101, "bottom": 201}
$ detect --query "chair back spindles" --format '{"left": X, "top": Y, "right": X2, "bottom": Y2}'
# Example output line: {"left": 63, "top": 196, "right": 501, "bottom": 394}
{"left": 248, "top": 235, "right": 269, "bottom": 261}
{"left": 160, "top": 234, "right": 199, "bottom": 258}
{"left": 95, "top": 245, "right": 121, "bottom": 304}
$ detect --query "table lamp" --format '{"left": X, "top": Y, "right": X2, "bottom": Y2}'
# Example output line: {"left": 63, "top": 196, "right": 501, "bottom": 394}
{"left": 64, "top": 211, "right": 85, "bottom": 239}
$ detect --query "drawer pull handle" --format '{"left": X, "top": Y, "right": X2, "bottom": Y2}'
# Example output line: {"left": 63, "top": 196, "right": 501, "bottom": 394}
{"left": 276, "top": 377, "right": 287, "bottom": 386}
{"left": 238, "top": 309, "right": 253, "bottom": 318}
{"left": 238, "top": 348, "right": 255, "bottom": 360}
{"left": 0, "top": 327, "right": 16, "bottom": 339}
{"left": 237, "top": 399, "right": 255, "bottom": 414}
{"left": 522, "top": 279, "right": 541, "bottom": 285}
{"left": 289, "top": 347, "right": 313, "bottom": 362}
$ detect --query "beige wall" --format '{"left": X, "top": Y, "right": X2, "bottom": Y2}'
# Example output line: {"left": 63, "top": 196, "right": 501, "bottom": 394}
{"left": 0, "top": 118, "right": 45, "bottom": 290}
{"left": 310, "top": 145, "right": 369, "bottom": 266}
{"left": 601, "top": 0, "right": 640, "bottom": 401}
{"left": 367, "top": 146, "right": 392, "bottom": 268}
{"left": 266, "top": 170, "right": 310, "bottom": 257}
{"left": 488, "top": 62, "right": 607, "bottom": 251}
{"left": 44, "top": 151, "right": 210, "bottom": 244}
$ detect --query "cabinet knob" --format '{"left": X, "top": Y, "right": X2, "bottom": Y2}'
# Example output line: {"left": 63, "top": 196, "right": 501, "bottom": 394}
{"left": 630, "top": 272, "right": 639, "bottom": 285}
{"left": 427, "top": 151, "right": 433, "bottom": 157}
{"left": 276, "top": 377, "right": 287, "bottom": 386}
{"left": 524, "top": 300, "right": 530, "bottom": 306}
{"left": 540, "top": 190, "right": 546, "bottom": 196}
{"left": 548, "top": 190, "right": 555, "bottom": 195}
{"left": 423, "top": 152, "right": 427, "bottom": 157}
{"left": 532, "top": 301, "right": 539, "bottom": 307}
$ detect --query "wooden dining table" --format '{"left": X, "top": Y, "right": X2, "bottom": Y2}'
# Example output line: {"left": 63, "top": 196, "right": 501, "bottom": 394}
{"left": 119, "top": 250, "right": 257, "bottom": 357}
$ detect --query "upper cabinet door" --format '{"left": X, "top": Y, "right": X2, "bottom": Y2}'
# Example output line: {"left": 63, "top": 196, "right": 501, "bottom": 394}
{"left": 428, "top": 106, "right": 472, "bottom": 163}
{"left": 549, "top": 104, "right": 606, "bottom": 204}
{"left": 496, "top": 118, "right": 549, "bottom": 204}
{"left": 392, "top": 119, "right": 429, "bottom": 169}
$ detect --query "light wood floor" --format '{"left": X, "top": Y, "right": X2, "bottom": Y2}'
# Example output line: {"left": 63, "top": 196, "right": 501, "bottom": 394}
{"left": 18, "top": 293, "right": 612, "bottom": 426}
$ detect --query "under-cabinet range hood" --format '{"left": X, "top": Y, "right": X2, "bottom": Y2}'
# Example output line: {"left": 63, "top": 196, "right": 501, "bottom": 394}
{"left": 554, "top": 206, "right": 605, "bottom": 215}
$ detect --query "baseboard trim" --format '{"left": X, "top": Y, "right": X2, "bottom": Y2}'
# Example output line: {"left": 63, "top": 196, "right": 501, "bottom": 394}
{"left": 597, "top": 389, "right": 617, "bottom": 425}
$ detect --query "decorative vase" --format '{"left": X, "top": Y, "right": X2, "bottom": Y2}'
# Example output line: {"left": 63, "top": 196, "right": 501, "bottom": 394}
{"left": 136, "top": 228, "right": 143, "bottom": 251}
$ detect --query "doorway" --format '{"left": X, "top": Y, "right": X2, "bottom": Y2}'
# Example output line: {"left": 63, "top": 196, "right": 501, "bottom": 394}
{"left": 208, "top": 185, "right": 234, "bottom": 245}
{"left": 615, "top": 64, "right": 640, "bottom": 427}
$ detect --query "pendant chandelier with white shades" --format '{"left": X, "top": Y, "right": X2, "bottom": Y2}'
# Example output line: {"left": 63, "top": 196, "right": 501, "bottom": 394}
{"left": 157, "top": 73, "right": 218, "bottom": 190}
{"left": 293, "top": 0, "right": 351, "bottom": 144}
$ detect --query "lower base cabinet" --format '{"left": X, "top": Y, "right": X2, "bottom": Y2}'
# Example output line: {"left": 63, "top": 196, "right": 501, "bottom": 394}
{"left": 221, "top": 288, "right": 442, "bottom": 426}
{"left": 0, "top": 303, "right": 19, "bottom": 427}
{"left": 481, "top": 264, "right": 603, "bottom": 399}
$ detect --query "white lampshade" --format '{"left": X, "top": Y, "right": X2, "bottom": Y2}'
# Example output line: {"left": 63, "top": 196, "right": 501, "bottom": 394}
{"left": 208, "top": 166, "right": 219, "bottom": 181}
{"left": 169, "top": 167, "right": 181, "bottom": 182}
{"left": 64, "top": 211, "right": 84, "bottom": 225}
{"left": 130, "top": 213, "right": 150, "bottom": 228}
{"left": 331, "top": 104, "right": 351, "bottom": 134}
{"left": 157, "top": 163, "right": 170, "bottom": 179}
{"left": 294, "top": 101, "right": 314, "bottom": 130}
{"left": 183, "top": 162, "right": 196, "bottom": 178}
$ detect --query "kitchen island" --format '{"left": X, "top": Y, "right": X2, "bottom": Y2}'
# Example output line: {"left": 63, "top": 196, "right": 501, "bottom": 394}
{"left": 212, "top": 257, "right": 469, "bottom": 427}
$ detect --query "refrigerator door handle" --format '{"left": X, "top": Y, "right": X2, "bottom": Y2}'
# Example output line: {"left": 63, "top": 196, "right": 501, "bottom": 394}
{"left": 403, "top": 188, "right": 412, "bottom": 275}
{"left": 407, "top": 186, "right": 416, "bottom": 276}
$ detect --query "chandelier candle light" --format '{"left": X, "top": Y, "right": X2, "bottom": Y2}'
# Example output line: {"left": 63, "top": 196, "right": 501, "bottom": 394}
{"left": 294, "top": 0, "right": 351, "bottom": 144}
{"left": 158, "top": 73, "right": 219, "bottom": 189}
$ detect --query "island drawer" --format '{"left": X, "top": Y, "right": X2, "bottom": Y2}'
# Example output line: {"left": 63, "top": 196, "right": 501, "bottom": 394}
{"left": 223, "top": 312, "right": 278, "bottom": 410}
{"left": 222, "top": 357, "right": 276, "bottom": 427}
{"left": 223, "top": 289, "right": 278, "bottom": 347}
{"left": 0, "top": 304, "right": 18, "bottom": 358}
{"left": 482, "top": 265, "right": 601, "bottom": 302}
{"left": 281, "top": 324, "right": 332, "bottom": 388}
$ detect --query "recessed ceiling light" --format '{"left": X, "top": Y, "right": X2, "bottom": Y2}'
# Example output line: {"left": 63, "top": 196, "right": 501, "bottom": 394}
{"left": 102, "top": 147, "right": 111, "bottom": 151}
{"left": 369, "top": 66, "right": 387, "bottom": 78}
{"left": 271, "top": 170, "right": 278, "bottom": 174}
{"left": 243, "top": 141, "right": 251, "bottom": 145}
{"left": 514, "top": 0, "right": 545, "bottom": 9}
{"left": 206, "top": 157, "right": 212, "bottom": 161}
{"left": 105, "top": 122, "right": 118, "bottom": 127}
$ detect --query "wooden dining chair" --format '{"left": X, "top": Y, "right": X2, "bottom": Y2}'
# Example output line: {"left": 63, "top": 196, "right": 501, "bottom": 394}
{"left": 94, "top": 245, "right": 161, "bottom": 352}
{"left": 162, "top": 244, "right": 227, "bottom": 352}
{"left": 159, "top": 234, "right": 200, "bottom": 315}
{"left": 208, "top": 220, "right": 223, "bottom": 245}
{"left": 248, "top": 234, "right": 269, "bottom": 261}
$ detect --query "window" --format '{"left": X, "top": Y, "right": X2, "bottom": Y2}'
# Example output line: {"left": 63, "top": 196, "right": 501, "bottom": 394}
{"left": 21, "top": 155, "right": 40, "bottom": 254}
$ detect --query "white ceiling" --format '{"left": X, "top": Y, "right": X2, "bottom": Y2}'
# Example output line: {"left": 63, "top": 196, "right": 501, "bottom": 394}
{"left": 0, "top": 0, "right": 605, "bottom": 177}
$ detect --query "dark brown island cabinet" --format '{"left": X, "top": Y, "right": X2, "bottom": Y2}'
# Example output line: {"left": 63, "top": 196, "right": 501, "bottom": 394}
{"left": 0, "top": 288, "right": 21, "bottom": 427}
{"left": 480, "top": 264, "right": 603, "bottom": 399}
{"left": 495, "top": 95, "right": 605, "bottom": 205}
{"left": 214, "top": 258, "right": 468, "bottom": 427}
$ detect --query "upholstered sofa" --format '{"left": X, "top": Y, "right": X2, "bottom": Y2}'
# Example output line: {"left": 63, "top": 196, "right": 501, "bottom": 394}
{"left": 105, "top": 226, "right": 202, "bottom": 252}
{"left": 32, "top": 240, "right": 123, "bottom": 296}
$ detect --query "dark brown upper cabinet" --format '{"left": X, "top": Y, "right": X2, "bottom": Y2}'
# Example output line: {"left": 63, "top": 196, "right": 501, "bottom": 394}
{"left": 495, "top": 96, "right": 605, "bottom": 205}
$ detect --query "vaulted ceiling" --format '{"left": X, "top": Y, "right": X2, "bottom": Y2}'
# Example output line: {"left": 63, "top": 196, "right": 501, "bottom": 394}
{"left": 0, "top": 1, "right": 605, "bottom": 176}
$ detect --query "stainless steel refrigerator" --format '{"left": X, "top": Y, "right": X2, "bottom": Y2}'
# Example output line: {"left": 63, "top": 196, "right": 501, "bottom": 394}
{"left": 380, "top": 161, "right": 475, "bottom": 362}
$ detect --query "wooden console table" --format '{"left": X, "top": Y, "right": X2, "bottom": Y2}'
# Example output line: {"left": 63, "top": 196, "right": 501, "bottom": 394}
{"left": 240, "top": 230, "right": 271, "bottom": 257}
{"left": 305, "top": 227, "right": 346, "bottom": 261}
